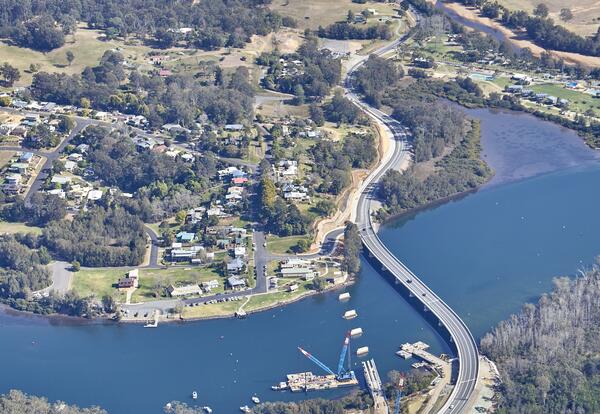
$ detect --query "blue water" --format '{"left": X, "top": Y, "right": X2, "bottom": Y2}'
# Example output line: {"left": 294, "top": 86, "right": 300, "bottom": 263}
{"left": 0, "top": 258, "right": 448, "bottom": 413}
{"left": 381, "top": 163, "right": 600, "bottom": 337}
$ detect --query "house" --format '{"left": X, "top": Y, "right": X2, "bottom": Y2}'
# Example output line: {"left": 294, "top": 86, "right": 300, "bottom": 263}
{"left": 280, "top": 267, "right": 317, "bottom": 279}
{"left": 51, "top": 176, "right": 71, "bottom": 185}
{"left": 180, "top": 153, "right": 194, "bottom": 163}
{"left": 234, "top": 246, "right": 247, "bottom": 258}
{"left": 2, "top": 174, "right": 22, "bottom": 194}
{"left": 284, "top": 191, "right": 310, "bottom": 202}
{"left": 281, "top": 258, "right": 311, "bottom": 268}
{"left": 201, "top": 280, "right": 220, "bottom": 292}
{"left": 170, "top": 249, "right": 196, "bottom": 261}
{"left": 118, "top": 269, "right": 139, "bottom": 289}
{"left": 76, "top": 144, "right": 90, "bottom": 153}
{"left": 64, "top": 160, "right": 77, "bottom": 172}
{"left": 506, "top": 85, "right": 523, "bottom": 94}
{"left": 46, "top": 188, "right": 66, "bottom": 198}
{"left": 227, "top": 276, "right": 247, "bottom": 290}
{"left": 227, "top": 258, "right": 245, "bottom": 274}
{"left": 87, "top": 190, "right": 103, "bottom": 201}
{"left": 167, "top": 284, "right": 202, "bottom": 297}
{"left": 159, "top": 69, "right": 172, "bottom": 77}
{"left": 224, "top": 124, "right": 244, "bottom": 131}
{"left": 68, "top": 153, "right": 83, "bottom": 162}
{"left": 93, "top": 111, "right": 110, "bottom": 121}
{"left": 218, "top": 166, "right": 244, "bottom": 179}
{"left": 8, "top": 163, "right": 28, "bottom": 174}
{"left": 231, "top": 176, "right": 248, "bottom": 185}
{"left": 19, "top": 152, "right": 34, "bottom": 164}
{"left": 176, "top": 231, "right": 196, "bottom": 243}
{"left": 288, "top": 283, "right": 299, "bottom": 292}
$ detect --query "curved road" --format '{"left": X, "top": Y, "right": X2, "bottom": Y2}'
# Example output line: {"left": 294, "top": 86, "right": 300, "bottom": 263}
{"left": 344, "top": 13, "right": 480, "bottom": 414}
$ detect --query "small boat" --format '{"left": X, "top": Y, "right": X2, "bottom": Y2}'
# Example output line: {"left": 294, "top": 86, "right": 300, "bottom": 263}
{"left": 343, "top": 310, "right": 357, "bottom": 319}
{"left": 356, "top": 346, "right": 369, "bottom": 356}
{"left": 350, "top": 327, "right": 363, "bottom": 337}
{"left": 271, "top": 381, "right": 287, "bottom": 391}
{"left": 203, "top": 407, "right": 213, "bottom": 413}
{"left": 192, "top": 391, "right": 198, "bottom": 400}
{"left": 252, "top": 396, "right": 260, "bottom": 404}
{"left": 240, "top": 405, "right": 251, "bottom": 413}
{"left": 338, "top": 292, "right": 350, "bottom": 301}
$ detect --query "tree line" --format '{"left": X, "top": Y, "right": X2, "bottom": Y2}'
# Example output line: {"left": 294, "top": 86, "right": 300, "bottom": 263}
{"left": 0, "top": 0, "right": 289, "bottom": 52}
{"left": 481, "top": 265, "right": 600, "bottom": 413}
{"left": 317, "top": 22, "right": 392, "bottom": 41}
{"left": 451, "top": 0, "right": 600, "bottom": 56}
{"left": 0, "top": 390, "right": 106, "bottom": 414}
{"left": 30, "top": 51, "right": 255, "bottom": 127}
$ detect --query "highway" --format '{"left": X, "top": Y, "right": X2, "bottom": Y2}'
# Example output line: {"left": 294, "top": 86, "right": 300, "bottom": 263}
{"left": 343, "top": 12, "right": 480, "bottom": 414}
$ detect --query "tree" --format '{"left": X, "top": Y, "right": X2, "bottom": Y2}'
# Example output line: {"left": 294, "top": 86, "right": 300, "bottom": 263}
{"left": 559, "top": 8, "right": 573, "bottom": 22}
{"left": 309, "top": 103, "right": 325, "bottom": 126}
{"left": 533, "top": 3, "right": 549, "bottom": 18}
{"left": 343, "top": 222, "right": 362, "bottom": 275}
{"left": 71, "top": 260, "right": 81, "bottom": 271}
{"left": 347, "top": 10, "right": 355, "bottom": 23}
{"left": 0, "top": 63, "right": 20, "bottom": 86}
{"left": 66, "top": 51, "right": 75, "bottom": 66}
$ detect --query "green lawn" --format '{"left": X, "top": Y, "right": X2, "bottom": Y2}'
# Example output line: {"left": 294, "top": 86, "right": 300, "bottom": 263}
{"left": 529, "top": 84, "right": 600, "bottom": 115}
{"left": 72, "top": 266, "right": 224, "bottom": 302}
{"left": 0, "top": 221, "right": 43, "bottom": 235}
{"left": 266, "top": 234, "right": 311, "bottom": 254}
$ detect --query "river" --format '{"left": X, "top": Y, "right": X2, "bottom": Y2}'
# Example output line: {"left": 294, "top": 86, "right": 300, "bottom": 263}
{"left": 2, "top": 108, "right": 600, "bottom": 413}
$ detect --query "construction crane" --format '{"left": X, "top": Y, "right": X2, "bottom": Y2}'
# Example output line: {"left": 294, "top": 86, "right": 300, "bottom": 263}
{"left": 298, "top": 333, "right": 355, "bottom": 382}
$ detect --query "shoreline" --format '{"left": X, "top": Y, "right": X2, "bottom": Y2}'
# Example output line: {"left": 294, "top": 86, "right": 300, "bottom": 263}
{"left": 1, "top": 278, "right": 356, "bottom": 326}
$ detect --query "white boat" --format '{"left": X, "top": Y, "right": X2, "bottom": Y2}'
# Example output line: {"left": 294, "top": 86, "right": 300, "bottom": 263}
{"left": 338, "top": 292, "right": 350, "bottom": 301}
{"left": 252, "top": 396, "right": 260, "bottom": 404}
{"left": 271, "top": 381, "right": 287, "bottom": 391}
{"left": 356, "top": 346, "right": 369, "bottom": 356}
{"left": 240, "top": 405, "right": 251, "bottom": 413}
{"left": 343, "top": 310, "right": 357, "bottom": 319}
{"left": 350, "top": 328, "right": 363, "bottom": 337}
{"left": 192, "top": 391, "right": 198, "bottom": 400}
{"left": 203, "top": 407, "right": 213, "bottom": 413}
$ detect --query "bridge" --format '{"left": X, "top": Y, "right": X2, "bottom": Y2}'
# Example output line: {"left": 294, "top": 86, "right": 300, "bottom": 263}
{"left": 343, "top": 13, "right": 480, "bottom": 414}
{"left": 362, "top": 359, "right": 389, "bottom": 414}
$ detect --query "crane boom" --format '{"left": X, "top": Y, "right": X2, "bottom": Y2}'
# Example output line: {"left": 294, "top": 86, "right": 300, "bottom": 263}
{"left": 337, "top": 333, "right": 351, "bottom": 376}
{"left": 298, "top": 347, "right": 335, "bottom": 376}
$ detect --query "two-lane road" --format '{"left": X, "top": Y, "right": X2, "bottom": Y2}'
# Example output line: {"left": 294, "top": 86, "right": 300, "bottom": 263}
{"left": 344, "top": 13, "right": 480, "bottom": 413}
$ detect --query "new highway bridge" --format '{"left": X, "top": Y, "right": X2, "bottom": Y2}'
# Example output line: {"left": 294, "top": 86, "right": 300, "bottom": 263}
{"left": 343, "top": 13, "right": 480, "bottom": 413}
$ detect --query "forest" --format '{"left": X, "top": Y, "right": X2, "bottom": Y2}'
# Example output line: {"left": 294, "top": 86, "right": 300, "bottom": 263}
{"left": 42, "top": 206, "right": 147, "bottom": 267}
{"left": 481, "top": 266, "right": 600, "bottom": 414}
{"left": 30, "top": 51, "right": 255, "bottom": 127}
{"left": 0, "top": 0, "right": 287, "bottom": 51}
{"left": 317, "top": 22, "right": 393, "bottom": 41}
{"left": 378, "top": 121, "right": 491, "bottom": 216}
{"left": 0, "top": 390, "right": 106, "bottom": 414}
{"left": 353, "top": 54, "right": 404, "bottom": 106}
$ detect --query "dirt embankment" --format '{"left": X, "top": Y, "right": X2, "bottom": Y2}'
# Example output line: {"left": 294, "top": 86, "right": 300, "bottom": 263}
{"left": 441, "top": 2, "right": 600, "bottom": 68}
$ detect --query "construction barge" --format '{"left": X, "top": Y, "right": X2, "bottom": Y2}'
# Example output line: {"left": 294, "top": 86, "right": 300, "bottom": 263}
{"left": 285, "top": 371, "right": 358, "bottom": 392}
{"left": 277, "top": 333, "right": 359, "bottom": 393}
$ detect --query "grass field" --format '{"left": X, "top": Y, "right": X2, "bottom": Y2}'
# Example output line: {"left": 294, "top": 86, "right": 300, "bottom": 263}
{"left": 529, "top": 84, "right": 600, "bottom": 114}
{"left": 72, "top": 266, "right": 224, "bottom": 302}
{"left": 270, "top": 0, "right": 399, "bottom": 30}
{"left": 0, "top": 151, "right": 15, "bottom": 169}
{"left": 0, "top": 27, "right": 154, "bottom": 86}
{"left": 0, "top": 220, "right": 43, "bottom": 235}
{"left": 495, "top": 0, "right": 600, "bottom": 36}
{"left": 266, "top": 234, "right": 311, "bottom": 254}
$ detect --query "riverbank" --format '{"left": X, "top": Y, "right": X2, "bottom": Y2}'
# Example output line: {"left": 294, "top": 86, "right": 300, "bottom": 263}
{"left": 436, "top": 1, "right": 600, "bottom": 67}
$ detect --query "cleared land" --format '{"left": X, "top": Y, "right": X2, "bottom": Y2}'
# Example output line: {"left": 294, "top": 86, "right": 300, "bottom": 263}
{"left": 270, "top": 0, "right": 400, "bottom": 30}
{"left": 0, "top": 220, "right": 43, "bottom": 235}
{"left": 266, "top": 234, "right": 311, "bottom": 254}
{"left": 0, "top": 150, "right": 15, "bottom": 168}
